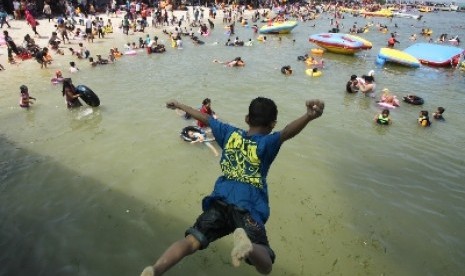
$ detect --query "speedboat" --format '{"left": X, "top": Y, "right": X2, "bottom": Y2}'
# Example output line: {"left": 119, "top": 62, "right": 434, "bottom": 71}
{"left": 392, "top": 12, "right": 422, "bottom": 20}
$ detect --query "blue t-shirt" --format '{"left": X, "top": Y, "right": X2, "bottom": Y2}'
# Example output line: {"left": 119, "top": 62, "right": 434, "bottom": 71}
{"left": 202, "top": 117, "right": 281, "bottom": 225}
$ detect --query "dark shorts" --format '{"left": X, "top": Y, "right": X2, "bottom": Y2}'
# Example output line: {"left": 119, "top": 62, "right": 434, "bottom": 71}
{"left": 85, "top": 28, "right": 92, "bottom": 34}
{"left": 185, "top": 200, "right": 275, "bottom": 264}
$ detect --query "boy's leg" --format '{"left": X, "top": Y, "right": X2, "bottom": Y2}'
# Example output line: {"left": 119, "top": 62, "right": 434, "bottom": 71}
{"left": 141, "top": 234, "right": 201, "bottom": 276}
{"left": 231, "top": 228, "right": 272, "bottom": 274}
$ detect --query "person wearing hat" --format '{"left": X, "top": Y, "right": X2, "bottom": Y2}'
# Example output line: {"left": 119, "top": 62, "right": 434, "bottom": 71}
{"left": 19, "top": 85, "right": 36, "bottom": 108}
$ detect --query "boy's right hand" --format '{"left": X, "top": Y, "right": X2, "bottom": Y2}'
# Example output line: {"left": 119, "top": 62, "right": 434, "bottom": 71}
{"left": 306, "top": 100, "right": 325, "bottom": 119}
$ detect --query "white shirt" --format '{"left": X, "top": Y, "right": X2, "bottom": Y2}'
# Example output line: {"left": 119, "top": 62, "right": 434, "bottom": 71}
{"left": 85, "top": 18, "right": 93, "bottom": 29}
{"left": 13, "top": 1, "right": 20, "bottom": 10}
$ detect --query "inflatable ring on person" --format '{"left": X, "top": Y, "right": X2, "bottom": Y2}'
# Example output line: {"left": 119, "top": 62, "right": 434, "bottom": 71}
{"left": 180, "top": 126, "right": 216, "bottom": 142}
{"left": 305, "top": 69, "right": 322, "bottom": 77}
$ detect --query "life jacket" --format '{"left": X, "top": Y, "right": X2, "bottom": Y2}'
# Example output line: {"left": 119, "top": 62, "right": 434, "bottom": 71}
{"left": 377, "top": 114, "right": 390, "bottom": 125}
{"left": 418, "top": 116, "right": 431, "bottom": 127}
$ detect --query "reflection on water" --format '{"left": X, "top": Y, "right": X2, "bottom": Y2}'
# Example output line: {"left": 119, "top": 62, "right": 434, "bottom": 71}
{"left": 1, "top": 11, "right": 465, "bottom": 276}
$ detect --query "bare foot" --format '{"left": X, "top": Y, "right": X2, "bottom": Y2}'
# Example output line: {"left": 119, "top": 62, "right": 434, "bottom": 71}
{"left": 231, "top": 228, "right": 252, "bottom": 267}
{"left": 140, "top": 266, "right": 154, "bottom": 276}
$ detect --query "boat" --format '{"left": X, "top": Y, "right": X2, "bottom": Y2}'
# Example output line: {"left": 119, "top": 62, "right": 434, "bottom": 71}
{"left": 360, "top": 9, "right": 393, "bottom": 17}
{"left": 392, "top": 12, "right": 422, "bottom": 20}
{"left": 309, "top": 33, "right": 371, "bottom": 55}
{"left": 418, "top": 6, "right": 433, "bottom": 12}
{"left": 403, "top": 43, "right": 464, "bottom": 67}
{"left": 259, "top": 21, "right": 298, "bottom": 34}
{"left": 432, "top": 3, "right": 459, "bottom": 11}
{"left": 376, "top": 48, "right": 420, "bottom": 68}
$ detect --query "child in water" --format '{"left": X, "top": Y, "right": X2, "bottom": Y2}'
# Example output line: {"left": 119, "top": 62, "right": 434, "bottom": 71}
{"left": 374, "top": 109, "right": 392, "bottom": 125}
{"left": 186, "top": 129, "right": 219, "bottom": 157}
{"left": 281, "top": 65, "right": 292, "bottom": 75}
{"left": 141, "top": 97, "right": 325, "bottom": 276}
{"left": 346, "top": 74, "right": 359, "bottom": 93}
{"left": 69, "top": 61, "right": 79, "bottom": 73}
{"left": 380, "top": 88, "right": 399, "bottom": 106}
{"left": 19, "top": 85, "right": 36, "bottom": 108}
{"left": 433, "top": 107, "right": 445, "bottom": 120}
{"left": 418, "top": 110, "right": 431, "bottom": 127}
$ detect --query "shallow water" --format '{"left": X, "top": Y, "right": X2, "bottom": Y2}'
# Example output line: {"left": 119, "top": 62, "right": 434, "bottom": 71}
{"left": 1, "top": 9, "right": 465, "bottom": 276}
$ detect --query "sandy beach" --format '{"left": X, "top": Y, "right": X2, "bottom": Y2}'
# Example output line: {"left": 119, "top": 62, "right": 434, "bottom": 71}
{"left": 1, "top": 6, "right": 250, "bottom": 76}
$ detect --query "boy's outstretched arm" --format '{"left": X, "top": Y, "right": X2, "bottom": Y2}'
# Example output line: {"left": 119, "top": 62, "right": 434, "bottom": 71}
{"left": 280, "top": 100, "right": 324, "bottom": 143}
{"left": 166, "top": 100, "right": 210, "bottom": 126}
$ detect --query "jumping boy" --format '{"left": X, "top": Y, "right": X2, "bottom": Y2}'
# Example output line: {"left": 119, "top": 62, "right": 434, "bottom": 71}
{"left": 141, "top": 97, "right": 325, "bottom": 276}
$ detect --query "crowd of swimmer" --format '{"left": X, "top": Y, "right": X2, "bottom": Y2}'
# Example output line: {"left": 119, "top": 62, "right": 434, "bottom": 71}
{"left": 345, "top": 71, "right": 445, "bottom": 127}
{"left": 4, "top": 1, "right": 456, "bottom": 119}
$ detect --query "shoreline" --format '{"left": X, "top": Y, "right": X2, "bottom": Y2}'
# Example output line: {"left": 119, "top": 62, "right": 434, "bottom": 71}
{"left": 1, "top": 7, "right": 260, "bottom": 71}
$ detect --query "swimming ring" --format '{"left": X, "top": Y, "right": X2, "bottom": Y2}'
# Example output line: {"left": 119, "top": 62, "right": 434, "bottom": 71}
{"left": 311, "top": 48, "right": 324, "bottom": 55}
{"left": 403, "top": 95, "right": 424, "bottom": 105}
{"left": 124, "top": 50, "right": 137, "bottom": 55}
{"left": 51, "top": 77, "right": 64, "bottom": 84}
{"left": 305, "top": 69, "right": 322, "bottom": 77}
{"left": 377, "top": 102, "right": 396, "bottom": 109}
{"left": 75, "top": 85, "right": 100, "bottom": 107}
{"left": 180, "top": 126, "right": 214, "bottom": 142}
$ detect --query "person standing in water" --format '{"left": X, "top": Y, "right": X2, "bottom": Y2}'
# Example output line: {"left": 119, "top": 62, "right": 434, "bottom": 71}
{"left": 197, "top": 98, "right": 217, "bottom": 129}
{"left": 19, "top": 85, "right": 36, "bottom": 108}
{"left": 62, "top": 78, "right": 82, "bottom": 108}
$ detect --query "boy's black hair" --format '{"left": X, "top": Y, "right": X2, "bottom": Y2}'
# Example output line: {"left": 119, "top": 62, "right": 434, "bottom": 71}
{"left": 248, "top": 97, "right": 278, "bottom": 127}
{"left": 437, "top": 107, "right": 445, "bottom": 114}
